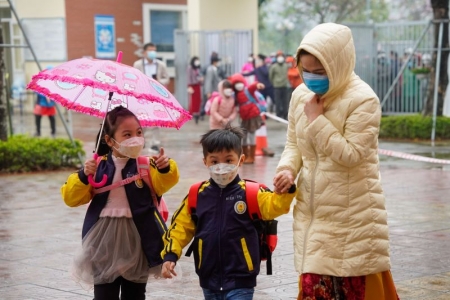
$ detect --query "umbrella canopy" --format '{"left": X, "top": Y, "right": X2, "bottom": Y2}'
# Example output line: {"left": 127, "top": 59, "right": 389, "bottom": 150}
{"left": 27, "top": 54, "right": 191, "bottom": 129}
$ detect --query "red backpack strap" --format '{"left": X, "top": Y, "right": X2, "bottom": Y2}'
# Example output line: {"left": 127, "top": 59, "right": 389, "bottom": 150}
{"left": 188, "top": 181, "right": 204, "bottom": 215}
{"left": 245, "top": 180, "right": 263, "bottom": 220}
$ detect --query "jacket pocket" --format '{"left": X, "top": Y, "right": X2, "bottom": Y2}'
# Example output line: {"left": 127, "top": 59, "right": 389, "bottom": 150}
{"left": 240, "top": 237, "right": 254, "bottom": 272}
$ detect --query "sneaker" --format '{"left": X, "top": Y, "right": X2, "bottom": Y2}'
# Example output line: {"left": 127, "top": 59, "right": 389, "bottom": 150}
{"left": 51, "top": 134, "right": 56, "bottom": 139}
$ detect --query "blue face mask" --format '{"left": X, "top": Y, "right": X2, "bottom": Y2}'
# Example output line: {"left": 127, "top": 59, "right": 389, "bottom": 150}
{"left": 302, "top": 72, "right": 329, "bottom": 95}
{"left": 147, "top": 50, "right": 157, "bottom": 60}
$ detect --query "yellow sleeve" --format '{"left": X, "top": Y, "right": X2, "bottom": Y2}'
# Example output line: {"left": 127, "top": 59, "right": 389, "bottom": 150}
{"left": 150, "top": 158, "right": 180, "bottom": 197}
{"left": 60, "top": 171, "right": 93, "bottom": 207}
{"left": 256, "top": 187, "right": 297, "bottom": 220}
{"left": 161, "top": 195, "right": 196, "bottom": 260}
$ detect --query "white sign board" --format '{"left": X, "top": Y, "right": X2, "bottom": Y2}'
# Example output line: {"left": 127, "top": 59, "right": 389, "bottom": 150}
{"left": 22, "top": 18, "right": 67, "bottom": 61}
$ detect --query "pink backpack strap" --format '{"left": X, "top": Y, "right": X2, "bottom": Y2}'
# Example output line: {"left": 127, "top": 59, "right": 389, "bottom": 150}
{"left": 93, "top": 174, "right": 140, "bottom": 194}
{"left": 136, "top": 156, "right": 159, "bottom": 209}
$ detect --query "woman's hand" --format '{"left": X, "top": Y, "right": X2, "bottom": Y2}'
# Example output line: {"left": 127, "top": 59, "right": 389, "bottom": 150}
{"left": 304, "top": 94, "right": 324, "bottom": 123}
{"left": 256, "top": 82, "right": 265, "bottom": 90}
{"left": 83, "top": 158, "right": 97, "bottom": 176}
{"left": 152, "top": 147, "right": 170, "bottom": 170}
{"left": 273, "top": 169, "right": 295, "bottom": 194}
{"left": 161, "top": 261, "right": 177, "bottom": 279}
{"left": 187, "top": 86, "right": 194, "bottom": 94}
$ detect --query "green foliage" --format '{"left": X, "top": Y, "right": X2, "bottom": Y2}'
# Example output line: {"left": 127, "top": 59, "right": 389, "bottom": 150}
{"left": 0, "top": 135, "right": 85, "bottom": 173}
{"left": 379, "top": 115, "right": 450, "bottom": 140}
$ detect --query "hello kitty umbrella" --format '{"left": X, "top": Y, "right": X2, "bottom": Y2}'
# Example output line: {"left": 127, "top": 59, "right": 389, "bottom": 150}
{"left": 27, "top": 51, "right": 191, "bottom": 187}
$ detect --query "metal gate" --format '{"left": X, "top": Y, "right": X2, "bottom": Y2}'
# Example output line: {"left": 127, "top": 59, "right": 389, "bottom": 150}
{"left": 174, "top": 29, "right": 253, "bottom": 109}
{"left": 347, "top": 21, "right": 433, "bottom": 115}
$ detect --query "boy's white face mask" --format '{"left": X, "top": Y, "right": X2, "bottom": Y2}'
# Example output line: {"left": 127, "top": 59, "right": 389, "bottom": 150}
{"left": 112, "top": 136, "right": 145, "bottom": 158}
{"left": 209, "top": 163, "right": 239, "bottom": 186}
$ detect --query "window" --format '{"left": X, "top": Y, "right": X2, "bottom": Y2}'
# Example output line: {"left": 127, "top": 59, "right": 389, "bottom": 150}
{"left": 143, "top": 4, "right": 187, "bottom": 53}
{"left": 150, "top": 10, "right": 181, "bottom": 52}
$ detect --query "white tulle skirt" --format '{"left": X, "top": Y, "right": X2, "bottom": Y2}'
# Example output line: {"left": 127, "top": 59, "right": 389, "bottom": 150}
{"left": 70, "top": 217, "right": 162, "bottom": 290}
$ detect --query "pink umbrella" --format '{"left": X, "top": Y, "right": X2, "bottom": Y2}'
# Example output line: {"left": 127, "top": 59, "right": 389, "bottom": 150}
{"left": 27, "top": 51, "right": 191, "bottom": 187}
{"left": 27, "top": 52, "right": 191, "bottom": 128}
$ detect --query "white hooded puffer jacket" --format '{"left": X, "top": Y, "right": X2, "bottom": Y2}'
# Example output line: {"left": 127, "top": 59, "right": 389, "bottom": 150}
{"left": 276, "top": 23, "right": 391, "bottom": 277}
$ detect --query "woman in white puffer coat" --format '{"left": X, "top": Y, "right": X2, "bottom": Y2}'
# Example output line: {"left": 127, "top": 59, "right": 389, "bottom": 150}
{"left": 273, "top": 23, "right": 399, "bottom": 299}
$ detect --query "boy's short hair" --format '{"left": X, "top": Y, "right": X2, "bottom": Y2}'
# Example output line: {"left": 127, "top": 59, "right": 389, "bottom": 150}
{"left": 200, "top": 124, "right": 244, "bottom": 157}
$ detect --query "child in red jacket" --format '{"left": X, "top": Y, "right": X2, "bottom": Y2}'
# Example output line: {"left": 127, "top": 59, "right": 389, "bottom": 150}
{"left": 228, "top": 73, "right": 265, "bottom": 164}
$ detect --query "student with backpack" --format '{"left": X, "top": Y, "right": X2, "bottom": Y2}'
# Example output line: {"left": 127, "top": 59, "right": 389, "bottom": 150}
{"left": 208, "top": 79, "right": 238, "bottom": 129}
{"left": 61, "top": 106, "right": 179, "bottom": 300}
{"left": 160, "top": 125, "right": 296, "bottom": 300}
{"left": 228, "top": 73, "right": 266, "bottom": 164}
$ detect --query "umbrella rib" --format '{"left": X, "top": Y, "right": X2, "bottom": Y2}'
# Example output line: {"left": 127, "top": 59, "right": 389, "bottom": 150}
{"left": 68, "top": 85, "right": 88, "bottom": 110}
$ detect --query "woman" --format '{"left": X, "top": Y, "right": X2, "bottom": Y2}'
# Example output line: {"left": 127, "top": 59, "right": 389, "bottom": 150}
{"left": 187, "top": 56, "right": 203, "bottom": 123}
{"left": 209, "top": 80, "right": 238, "bottom": 130}
{"left": 273, "top": 23, "right": 399, "bottom": 299}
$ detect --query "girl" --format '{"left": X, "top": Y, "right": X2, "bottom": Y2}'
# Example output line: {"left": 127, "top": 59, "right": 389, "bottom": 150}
{"left": 187, "top": 56, "right": 204, "bottom": 123}
{"left": 61, "top": 106, "right": 179, "bottom": 300}
{"left": 209, "top": 79, "right": 238, "bottom": 130}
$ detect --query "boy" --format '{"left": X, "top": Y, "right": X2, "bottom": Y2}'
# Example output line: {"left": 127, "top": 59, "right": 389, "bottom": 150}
{"left": 160, "top": 125, "right": 296, "bottom": 300}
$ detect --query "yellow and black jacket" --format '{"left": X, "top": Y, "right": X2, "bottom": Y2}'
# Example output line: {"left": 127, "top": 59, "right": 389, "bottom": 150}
{"left": 61, "top": 153, "right": 179, "bottom": 268}
{"left": 161, "top": 175, "right": 295, "bottom": 291}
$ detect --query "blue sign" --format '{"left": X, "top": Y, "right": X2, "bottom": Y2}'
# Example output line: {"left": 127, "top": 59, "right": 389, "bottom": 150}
{"left": 95, "top": 15, "right": 115, "bottom": 59}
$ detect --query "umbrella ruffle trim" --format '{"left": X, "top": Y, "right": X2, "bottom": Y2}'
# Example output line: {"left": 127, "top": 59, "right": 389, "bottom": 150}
{"left": 27, "top": 81, "right": 192, "bottom": 129}
{"left": 27, "top": 73, "right": 192, "bottom": 121}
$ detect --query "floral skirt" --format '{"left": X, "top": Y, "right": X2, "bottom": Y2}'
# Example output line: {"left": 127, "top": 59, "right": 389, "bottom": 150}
{"left": 70, "top": 217, "right": 161, "bottom": 290}
{"left": 298, "top": 271, "right": 399, "bottom": 300}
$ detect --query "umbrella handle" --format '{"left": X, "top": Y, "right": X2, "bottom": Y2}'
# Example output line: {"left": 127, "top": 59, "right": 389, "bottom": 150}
{"left": 88, "top": 153, "right": 108, "bottom": 188}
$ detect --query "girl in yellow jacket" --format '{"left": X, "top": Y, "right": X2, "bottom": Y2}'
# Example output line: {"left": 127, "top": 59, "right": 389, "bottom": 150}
{"left": 273, "top": 23, "right": 399, "bottom": 300}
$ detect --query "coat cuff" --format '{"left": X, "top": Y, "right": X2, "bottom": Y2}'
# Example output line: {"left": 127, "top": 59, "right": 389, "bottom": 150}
{"left": 288, "top": 184, "right": 297, "bottom": 194}
{"left": 163, "top": 252, "right": 178, "bottom": 263}
{"left": 78, "top": 169, "right": 89, "bottom": 185}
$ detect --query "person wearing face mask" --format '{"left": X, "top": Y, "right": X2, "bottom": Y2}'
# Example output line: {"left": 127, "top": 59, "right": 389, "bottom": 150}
{"left": 228, "top": 73, "right": 265, "bottom": 164}
{"left": 269, "top": 51, "right": 290, "bottom": 119}
{"left": 133, "top": 42, "right": 169, "bottom": 153}
{"left": 161, "top": 124, "right": 296, "bottom": 300}
{"left": 61, "top": 106, "right": 179, "bottom": 300}
{"left": 187, "top": 56, "right": 204, "bottom": 123}
{"left": 241, "top": 53, "right": 256, "bottom": 84}
{"left": 209, "top": 80, "right": 238, "bottom": 130}
{"left": 273, "top": 23, "right": 399, "bottom": 299}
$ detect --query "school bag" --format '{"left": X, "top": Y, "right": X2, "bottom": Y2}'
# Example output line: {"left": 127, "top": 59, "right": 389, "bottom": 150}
{"left": 93, "top": 155, "right": 169, "bottom": 222}
{"left": 204, "top": 91, "right": 221, "bottom": 115}
{"left": 244, "top": 89, "right": 267, "bottom": 113}
{"left": 185, "top": 179, "right": 278, "bottom": 275}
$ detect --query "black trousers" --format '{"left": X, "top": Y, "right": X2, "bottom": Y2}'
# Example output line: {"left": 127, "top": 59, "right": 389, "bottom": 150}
{"left": 273, "top": 87, "right": 289, "bottom": 120}
{"left": 94, "top": 276, "right": 147, "bottom": 300}
{"left": 35, "top": 114, "right": 56, "bottom": 135}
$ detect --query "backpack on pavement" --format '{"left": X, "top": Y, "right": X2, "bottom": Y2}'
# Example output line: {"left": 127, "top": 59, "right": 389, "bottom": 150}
{"left": 185, "top": 179, "right": 278, "bottom": 275}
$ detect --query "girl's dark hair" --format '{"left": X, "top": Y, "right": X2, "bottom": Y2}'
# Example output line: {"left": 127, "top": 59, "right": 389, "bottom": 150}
{"left": 222, "top": 80, "right": 232, "bottom": 89}
{"left": 95, "top": 106, "right": 140, "bottom": 156}
{"left": 200, "top": 123, "right": 245, "bottom": 157}
{"left": 190, "top": 56, "right": 200, "bottom": 68}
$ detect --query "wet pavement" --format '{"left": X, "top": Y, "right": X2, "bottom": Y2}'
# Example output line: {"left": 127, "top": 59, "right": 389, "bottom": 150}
{"left": 1, "top": 108, "right": 450, "bottom": 299}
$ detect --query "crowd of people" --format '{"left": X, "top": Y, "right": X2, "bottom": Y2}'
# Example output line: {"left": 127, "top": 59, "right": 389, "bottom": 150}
{"left": 60, "top": 23, "right": 400, "bottom": 300}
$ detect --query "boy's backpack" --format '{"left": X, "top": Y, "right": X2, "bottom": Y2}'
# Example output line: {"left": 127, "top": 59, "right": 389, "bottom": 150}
{"left": 204, "top": 92, "right": 221, "bottom": 115}
{"left": 185, "top": 179, "right": 278, "bottom": 275}
{"left": 93, "top": 155, "right": 169, "bottom": 222}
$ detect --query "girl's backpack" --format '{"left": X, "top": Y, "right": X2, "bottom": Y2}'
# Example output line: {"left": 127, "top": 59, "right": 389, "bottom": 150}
{"left": 204, "top": 92, "right": 221, "bottom": 115}
{"left": 184, "top": 180, "right": 278, "bottom": 275}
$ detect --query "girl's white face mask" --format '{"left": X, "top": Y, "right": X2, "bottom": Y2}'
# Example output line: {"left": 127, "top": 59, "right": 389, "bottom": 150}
{"left": 234, "top": 83, "right": 245, "bottom": 91}
{"left": 209, "top": 163, "right": 239, "bottom": 186}
{"left": 223, "top": 88, "right": 234, "bottom": 97}
{"left": 112, "top": 136, "right": 145, "bottom": 158}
